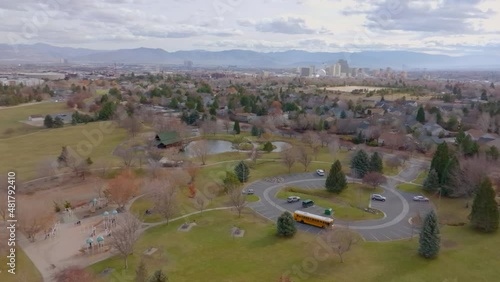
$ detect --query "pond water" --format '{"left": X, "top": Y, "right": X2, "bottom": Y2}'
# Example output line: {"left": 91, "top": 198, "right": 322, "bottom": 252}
{"left": 183, "top": 140, "right": 291, "bottom": 157}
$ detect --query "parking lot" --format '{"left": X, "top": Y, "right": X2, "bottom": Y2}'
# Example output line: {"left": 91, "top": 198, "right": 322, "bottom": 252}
{"left": 247, "top": 169, "right": 432, "bottom": 241}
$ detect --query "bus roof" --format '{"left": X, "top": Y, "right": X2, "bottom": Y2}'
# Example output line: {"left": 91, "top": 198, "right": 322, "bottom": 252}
{"left": 294, "top": 210, "right": 333, "bottom": 223}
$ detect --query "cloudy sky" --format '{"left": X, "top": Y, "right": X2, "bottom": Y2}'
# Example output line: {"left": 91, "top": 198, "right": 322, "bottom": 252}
{"left": 0, "top": 0, "right": 499, "bottom": 55}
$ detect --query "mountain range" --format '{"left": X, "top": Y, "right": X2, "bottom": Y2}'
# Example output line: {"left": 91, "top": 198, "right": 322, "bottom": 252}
{"left": 0, "top": 43, "right": 499, "bottom": 70}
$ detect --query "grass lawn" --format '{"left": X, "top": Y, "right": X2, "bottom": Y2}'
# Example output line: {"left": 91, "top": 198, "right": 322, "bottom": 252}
{"left": 0, "top": 102, "right": 68, "bottom": 138}
{"left": 414, "top": 171, "right": 428, "bottom": 185}
{"left": 276, "top": 185, "right": 384, "bottom": 221}
{"left": 0, "top": 247, "right": 42, "bottom": 282}
{"left": 89, "top": 209, "right": 500, "bottom": 282}
{"left": 397, "top": 183, "right": 423, "bottom": 194}
{"left": 0, "top": 121, "right": 126, "bottom": 180}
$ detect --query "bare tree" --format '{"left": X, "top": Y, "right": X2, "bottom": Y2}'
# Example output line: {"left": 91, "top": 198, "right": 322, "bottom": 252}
{"left": 385, "top": 156, "right": 402, "bottom": 171}
{"left": 229, "top": 188, "right": 247, "bottom": 218}
{"left": 321, "top": 227, "right": 359, "bottom": 263}
{"left": 447, "top": 156, "right": 491, "bottom": 198}
{"left": 280, "top": 146, "right": 297, "bottom": 173}
{"left": 296, "top": 146, "right": 313, "bottom": 172}
{"left": 200, "top": 120, "right": 218, "bottom": 136}
{"left": 53, "top": 265, "right": 96, "bottom": 282}
{"left": 191, "top": 139, "right": 210, "bottom": 165}
{"left": 222, "top": 119, "right": 231, "bottom": 134}
{"left": 116, "top": 147, "right": 137, "bottom": 168}
{"left": 105, "top": 170, "right": 140, "bottom": 209}
{"left": 121, "top": 116, "right": 143, "bottom": 137}
{"left": 110, "top": 212, "right": 142, "bottom": 269}
{"left": 18, "top": 203, "right": 56, "bottom": 242}
{"left": 195, "top": 195, "right": 206, "bottom": 215}
{"left": 318, "top": 131, "right": 331, "bottom": 147}
{"left": 362, "top": 172, "right": 387, "bottom": 189}
{"left": 94, "top": 159, "right": 112, "bottom": 177}
{"left": 37, "top": 158, "right": 58, "bottom": 179}
{"left": 248, "top": 147, "right": 261, "bottom": 164}
{"left": 152, "top": 180, "right": 178, "bottom": 224}
{"left": 93, "top": 178, "right": 106, "bottom": 200}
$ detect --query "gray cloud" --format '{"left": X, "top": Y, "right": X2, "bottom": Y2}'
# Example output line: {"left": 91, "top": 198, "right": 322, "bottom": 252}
{"left": 347, "top": 0, "right": 494, "bottom": 33}
{"left": 239, "top": 17, "right": 331, "bottom": 34}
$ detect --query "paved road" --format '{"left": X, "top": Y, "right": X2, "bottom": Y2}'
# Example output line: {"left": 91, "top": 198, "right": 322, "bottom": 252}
{"left": 246, "top": 161, "right": 432, "bottom": 241}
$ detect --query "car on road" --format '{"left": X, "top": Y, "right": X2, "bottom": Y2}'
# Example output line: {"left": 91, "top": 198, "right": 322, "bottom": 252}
{"left": 287, "top": 196, "right": 301, "bottom": 203}
{"left": 413, "top": 195, "right": 429, "bottom": 202}
{"left": 242, "top": 189, "right": 254, "bottom": 195}
{"left": 371, "top": 194, "right": 386, "bottom": 202}
{"left": 316, "top": 169, "right": 325, "bottom": 176}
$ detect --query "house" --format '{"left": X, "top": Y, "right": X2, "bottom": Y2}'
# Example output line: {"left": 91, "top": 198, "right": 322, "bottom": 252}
{"left": 154, "top": 132, "right": 181, "bottom": 149}
{"left": 423, "top": 122, "right": 448, "bottom": 137}
{"left": 49, "top": 113, "right": 73, "bottom": 124}
{"left": 28, "top": 114, "right": 44, "bottom": 122}
{"left": 465, "top": 129, "right": 484, "bottom": 141}
{"left": 230, "top": 112, "right": 257, "bottom": 123}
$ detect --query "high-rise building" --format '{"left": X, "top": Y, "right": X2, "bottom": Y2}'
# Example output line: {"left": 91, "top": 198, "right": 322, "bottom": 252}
{"left": 300, "top": 67, "right": 311, "bottom": 77}
{"left": 337, "top": 59, "right": 350, "bottom": 75}
{"left": 333, "top": 63, "right": 342, "bottom": 77}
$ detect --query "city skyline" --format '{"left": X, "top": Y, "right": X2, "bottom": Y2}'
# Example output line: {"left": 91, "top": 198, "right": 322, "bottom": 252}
{"left": 0, "top": 0, "right": 499, "bottom": 56}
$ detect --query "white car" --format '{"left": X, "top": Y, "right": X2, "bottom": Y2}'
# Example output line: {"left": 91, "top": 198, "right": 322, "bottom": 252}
{"left": 287, "top": 196, "right": 301, "bottom": 203}
{"left": 413, "top": 195, "right": 429, "bottom": 202}
{"left": 371, "top": 194, "right": 386, "bottom": 202}
{"left": 316, "top": 169, "right": 325, "bottom": 176}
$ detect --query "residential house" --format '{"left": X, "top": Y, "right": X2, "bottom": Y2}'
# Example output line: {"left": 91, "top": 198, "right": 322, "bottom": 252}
{"left": 154, "top": 132, "right": 181, "bottom": 149}
{"left": 28, "top": 114, "right": 44, "bottom": 122}
{"left": 230, "top": 112, "right": 257, "bottom": 123}
{"left": 423, "top": 122, "right": 448, "bottom": 137}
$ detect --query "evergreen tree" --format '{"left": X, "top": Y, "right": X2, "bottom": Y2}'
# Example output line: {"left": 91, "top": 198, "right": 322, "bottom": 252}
{"left": 416, "top": 106, "right": 425, "bottom": 123}
{"left": 97, "top": 101, "right": 116, "bottom": 120}
{"left": 486, "top": 146, "right": 500, "bottom": 161}
{"left": 325, "top": 160, "right": 347, "bottom": 193}
{"left": 251, "top": 125, "right": 259, "bottom": 136}
{"left": 135, "top": 260, "right": 148, "bottom": 282}
{"left": 423, "top": 169, "right": 440, "bottom": 193}
{"left": 148, "top": 270, "right": 168, "bottom": 282}
{"left": 470, "top": 178, "right": 499, "bottom": 233}
{"left": 233, "top": 120, "right": 241, "bottom": 134}
{"left": 276, "top": 211, "right": 297, "bottom": 237}
{"left": 436, "top": 111, "right": 443, "bottom": 125}
{"left": 234, "top": 161, "right": 250, "bottom": 183}
{"left": 53, "top": 116, "right": 64, "bottom": 128}
{"left": 44, "top": 115, "right": 54, "bottom": 128}
{"left": 481, "top": 89, "right": 488, "bottom": 101}
{"left": 430, "top": 143, "right": 453, "bottom": 186}
{"left": 340, "top": 110, "right": 347, "bottom": 119}
{"left": 263, "top": 141, "right": 274, "bottom": 153}
{"left": 350, "top": 150, "right": 370, "bottom": 178}
{"left": 223, "top": 171, "right": 241, "bottom": 194}
{"left": 418, "top": 211, "right": 440, "bottom": 259}
{"left": 455, "top": 128, "right": 466, "bottom": 146}
{"left": 369, "top": 152, "right": 383, "bottom": 173}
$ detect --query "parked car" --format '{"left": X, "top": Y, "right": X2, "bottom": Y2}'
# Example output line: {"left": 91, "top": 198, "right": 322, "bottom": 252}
{"left": 287, "top": 196, "right": 301, "bottom": 203}
{"left": 316, "top": 169, "right": 325, "bottom": 176}
{"left": 413, "top": 195, "right": 429, "bottom": 202}
{"left": 242, "top": 189, "right": 254, "bottom": 195}
{"left": 371, "top": 194, "right": 386, "bottom": 202}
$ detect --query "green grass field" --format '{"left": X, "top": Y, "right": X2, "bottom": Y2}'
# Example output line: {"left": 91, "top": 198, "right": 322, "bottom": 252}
{"left": 0, "top": 102, "right": 68, "bottom": 138}
{"left": 89, "top": 209, "right": 500, "bottom": 282}
{"left": 0, "top": 121, "right": 126, "bottom": 180}
{"left": 414, "top": 171, "right": 428, "bottom": 185}
{"left": 0, "top": 247, "right": 42, "bottom": 282}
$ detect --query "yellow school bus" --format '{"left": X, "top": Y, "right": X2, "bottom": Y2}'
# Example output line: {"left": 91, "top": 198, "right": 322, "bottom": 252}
{"left": 293, "top": 210, "right": 334, "bottom": 228}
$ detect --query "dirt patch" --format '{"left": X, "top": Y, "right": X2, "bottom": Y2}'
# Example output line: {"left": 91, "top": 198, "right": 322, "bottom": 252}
{"left": 441, "top": 239, "right": 458, "bottom": 249}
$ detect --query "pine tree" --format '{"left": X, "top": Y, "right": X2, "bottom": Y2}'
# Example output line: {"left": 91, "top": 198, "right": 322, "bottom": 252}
{"left": 263, "top": 141, "right": 274, "bottom": 153}
{"left": 423, "top": 169, "right": 440, "bottom": 193}
{"left": 369, "top": 152, "right": 383, "bottom": 173}
{"left": 350, "top": 150, "right": 370, "bottom": 178}
{"left": 470, "top": 178, "right": 499, "bottom": 233}
{"left": 234, "top": 161, "right": 250, "bottom": 183}
{"left": 44, "top": 115, "right": 54, "bottom": 128}
{"left": 251, "top": 125, "right": 259, "bottom": 136}
{"left": 277, "top": 211, "right": 297, "bottom": 237}
{"left": 135, "top": 260, "right": 148, "bottom": 282}
{"left": 233, "top": 120, "right": 241, "bottom": 134}
{"left": 53, "top": 116, "right": 64, "bottom": 128}
{"left": 455, "top": 128, "right": 466, "bottom": 146}
{"left": 416, "top": 106, "right": 425, "bottom": 123}
{"left": 430, "top": 143, "right": 452, "bottom": 186}
{"left": 325, "top": 160, "right": 347, "bottom": 193}
{"left": 148, "top": 270, "right": 168, "bottom": 282}
{"left": 418, "top": 210, "right": 440, "bottom": 259}
{"left": 340, "top": 110, "right": 347, "bottom": 119}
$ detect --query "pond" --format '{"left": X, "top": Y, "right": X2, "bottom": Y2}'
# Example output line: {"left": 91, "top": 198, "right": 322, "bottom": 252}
{"left": 183, "top": 140, "right": 291, "bottom": 157}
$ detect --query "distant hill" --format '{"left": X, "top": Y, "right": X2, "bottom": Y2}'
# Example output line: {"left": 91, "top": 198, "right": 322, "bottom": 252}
{"left": 0, "top": 43, "right": 498, "bottom": 69}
